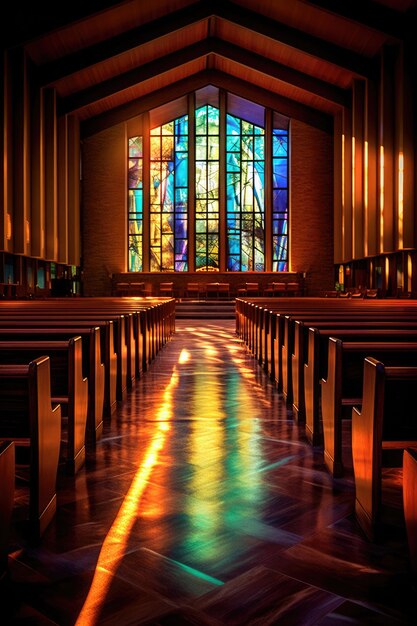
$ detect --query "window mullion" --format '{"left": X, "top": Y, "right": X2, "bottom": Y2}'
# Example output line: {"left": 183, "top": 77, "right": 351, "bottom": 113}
{"left": 219, "top": 90, "right": 227, "bottom": 272}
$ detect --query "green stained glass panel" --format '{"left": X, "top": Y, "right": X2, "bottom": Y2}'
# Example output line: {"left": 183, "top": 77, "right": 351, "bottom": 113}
{"left": 129, "top": 136, "right": 143, "bottom": 158}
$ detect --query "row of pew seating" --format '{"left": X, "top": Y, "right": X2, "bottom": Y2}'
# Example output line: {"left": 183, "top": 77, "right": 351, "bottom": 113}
{"left": 0, "top": 296, "right": 176, "bottom": 581}
{"left": 236, "top": 295, "right": 417, "bottom": 576}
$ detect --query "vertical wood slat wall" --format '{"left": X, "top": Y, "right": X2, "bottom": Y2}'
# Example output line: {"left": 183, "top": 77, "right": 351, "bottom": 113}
{"left": 1, "top": 50, "right": 81, "bottom": 267}
{"left": 336, "top": 42, "right": 415, "bottom": 266}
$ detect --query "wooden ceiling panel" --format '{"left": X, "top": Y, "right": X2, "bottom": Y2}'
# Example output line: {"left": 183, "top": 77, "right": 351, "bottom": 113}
{"left": 74, "top": 58, "right": 206, "bottom": 121}
{"left": 234, "top": 0, "right": 396, "bottom": 54}
{"left": 53, "top": 22, "right": 208, "bottom": 97}
{"left": 9, "top": 0, "right": 410, "bottom": 127}
{"left": 215, "top": 20, "right": 356, "bottom": 89}
{"left": 25, "top": 0, "right": 197, "bottom": 64}
{"left": 213, "top": 57, "right": 339, "bottom": 115}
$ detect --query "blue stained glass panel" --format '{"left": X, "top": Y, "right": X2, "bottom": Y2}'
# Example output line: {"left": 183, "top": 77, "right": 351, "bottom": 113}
{"left": 227, "top": 257, "right": 240, "bottom": 271}
{"left": 273, "top": 189, "right": 288, "bottom": 213}
{"left": 226, "top": 112, "right": 265, "bottom": 271}
{"left": 175, "top": 154, "right": 188, "bottom": 185}
{"left": 273, "top": 159, "right": 287, "bottom": 183}
{"left": 176, "top": 117, "right": 188, "bottom": 134}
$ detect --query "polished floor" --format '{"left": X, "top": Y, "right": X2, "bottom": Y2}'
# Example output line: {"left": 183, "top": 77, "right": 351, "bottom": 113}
{"left": 4, "top": 319, "right": 417, "bottom": 625}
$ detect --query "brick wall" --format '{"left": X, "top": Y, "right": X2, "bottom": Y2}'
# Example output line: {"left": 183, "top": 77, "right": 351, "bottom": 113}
{"left": 82, "top": 124, "right": 126, "bottom": 296}
{"left": 290, "top": 119, "right": 334, "bottom": 295}
{"left": 82, "top": 118, "right": 334, "bottom": 296}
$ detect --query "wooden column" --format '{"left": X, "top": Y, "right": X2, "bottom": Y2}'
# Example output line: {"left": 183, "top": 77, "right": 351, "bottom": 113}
{"left": 68, "top": 115, "right": 80, "bottom": 267}
{"left": 333, "top": 110, "right": 343, "bottom": 264}
{"left": 58, "top": 115, "right": 68, "bottom": 264}
{"left": 142, "top": 111, "right": 150, "bottom": 272}
{"left": 1, "top": 51, "right": 13, "bottom": 253}
{"left": 219, "top": 89, "right": 227, "bottom": 272}
{"left": 352, "top": 79, "right": 365, "bottom": 260}
{"left": 264, "top": 108, "right": 273, "bottom": 271}
{"left": 365, "top": 78, "right": 378, "bottom": 257}
{"left": 342, "top": 106, "right": 352, "bottom": 262}
{"left": 396, "top": 42, "right": 415, "bottom": 250}
{"left": 31, "top": 84, "right": 45, "bottom": 259}
{"left": 379, "top": 45, "right": 395, "bottom": 254}
{"left": 44, "top": 87, "right": 58, "bottom": 261}
{"left": 187, "top": 92, "right": 196, "bottom": 272}
{"left": 11, "top": 48, "right": 30, "bottom": 256}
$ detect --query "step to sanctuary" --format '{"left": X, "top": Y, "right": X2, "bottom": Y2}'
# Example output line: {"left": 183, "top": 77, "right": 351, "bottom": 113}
{"left": 175, "top": 299, "right": 236, "bottom": 319}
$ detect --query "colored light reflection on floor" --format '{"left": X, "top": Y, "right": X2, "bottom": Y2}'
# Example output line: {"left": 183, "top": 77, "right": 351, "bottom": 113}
{"left": 74, "top": 365, "right": 179, "bottom": 626}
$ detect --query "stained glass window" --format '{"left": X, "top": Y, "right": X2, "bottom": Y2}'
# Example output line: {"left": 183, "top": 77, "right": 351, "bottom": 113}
{"left": 195, "top": 105, "right": 220, "bottom": 271}
{"left": 128, "top": 91, "right": 289, "bottom": 272}
{"left": 150, "top": 116, "right": 188, "bottom": 271}
{"left": 272, "top": 128, "right": 288, "bottom": 271}
{"left": 226, "top": 114, "right": 265, "bottom": 271}
{"left": 128, "top": 136, "right": 143, "bottom": 271}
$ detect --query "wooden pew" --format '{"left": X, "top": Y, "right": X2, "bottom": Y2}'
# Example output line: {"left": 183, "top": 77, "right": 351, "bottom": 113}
{"left": 235, "top": 296, "right": 417, "bottom": 377}
{"left": 293, "top": 319, "right": 417, "bottom": 424}
{"left": 0, "top": 338, "right": 88, "bottom": 475}
{"left": 0, "top": 296, "right": 175, "bottom": 394}
{"left": 321, "top": 338, "right": 417, "bottom": 477}
{"left": 0, "top": 313, "right": 127, "bottom": 402}
{"left": 0, "top": 320, "right": 117, "bottom": 418}
{"left": 285, "top": 312, "right": 417, "bottom": 407}
{"left": 304, "top": 327, "right": 417, "bottom": 448}
{"left": 0, "top": 357, "right": 61, "bottom": 539}
{"left": 0, "top": 441, "right": 14, "bottom": 587}
{"left": 0, "top": 326, "right": 104, "bottom": 445}
{"left": 403, "top": 448, "right": 417, "bottom": 576}
{"left": 351, "top": 358, "right": 417, "bottom": 540}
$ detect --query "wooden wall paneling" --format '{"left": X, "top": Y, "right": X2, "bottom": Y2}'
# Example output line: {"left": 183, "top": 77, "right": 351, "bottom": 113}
{"left": 31, "top": 84, "right": 45, "bottom": 259}
{"left": 379, "top": 45, "right": 395, "bottom": 254}
{"left": 4, "top": 55, "right": 13, "bottom": 255}
{"left": 342, "top": 106, "right": 352, "bottom": 262}
{"left": 68, "top": 115, "right": 80, "bottom": 267}
{"left": 11, "top": 48, "right": 30, "bottom": 256}
{"left": 1, "top": 53, "right": 6, "bottom": 250}
{"left": 352, "top": 79, "right": 365, "bottom": 260}
{"left": 396, "top": 42, "right": 415, "bottom": 250}
{"left": 58, "top": 115, "right": 68, "bottom": 264}
{"left": 44, "top": 87, "right": 58, "bottom": 261}
{"left": 365, "top": 78, "right": 378, "bottom": 257}
{"left": 333, "top": 110, "right": 343, "bottom": 264}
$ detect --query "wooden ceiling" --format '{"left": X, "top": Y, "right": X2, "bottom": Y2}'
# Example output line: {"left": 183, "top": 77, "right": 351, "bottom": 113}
{"left": 4, "top": 0, "right": 416, "bottom": 136}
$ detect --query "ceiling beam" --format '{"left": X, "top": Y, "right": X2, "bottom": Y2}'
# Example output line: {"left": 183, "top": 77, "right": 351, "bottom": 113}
{"left": 1, "top": 0, "right": 128, "bottom": 49}
{"left": 81, "top": 68, "right": 333, "bottom": 138}
{"left": 59, "top": 40, "right": 212, "bottom": 114}
{"left": 298, "top": 0, "right": 408, "bottom": 40}
{"left": 210, "top": 38, "right": 350, "bottom": 106}
{"left": 216, "top": 0, "right": 376, "bottom": 78}
{"left": 39, "top": 0, "right": 374, "bottom": 88}
{"left": 60, "top": 36, "right": 350, "bottom": 116}
{"left": 38, "top": 1, "right": 213, "bottom": 86}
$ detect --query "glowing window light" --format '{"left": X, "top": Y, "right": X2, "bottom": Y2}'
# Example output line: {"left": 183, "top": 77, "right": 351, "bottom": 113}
{"left": 380, "top": 145, "right": 384, "bottom": 252}
{"left": 407, "top": 253, "right": 412, "bottom": 293}
{"left": 341, "top": 134, "right": 345, "bottom": 240}
{"left": 364, "top": 140, "right": 368, "bottom": 256}
{"left": 74, "top": 367, "right": 179, "bottom": 625}
{"left": 398, "top": 151, "right": 404, "bottom": 249}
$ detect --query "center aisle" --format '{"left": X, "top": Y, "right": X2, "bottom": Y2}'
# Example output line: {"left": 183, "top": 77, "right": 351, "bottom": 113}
{"left": 8, "top": 319, "right": 415, "bottom": 625}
